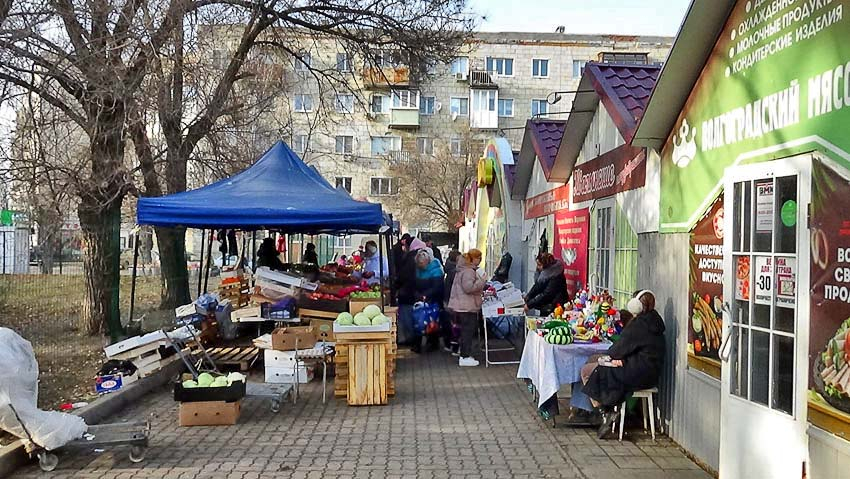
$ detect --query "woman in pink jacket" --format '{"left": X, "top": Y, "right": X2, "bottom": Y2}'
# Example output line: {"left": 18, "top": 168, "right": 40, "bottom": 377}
{"left": 448, "top": 249, "right": 487, "bottom": 367}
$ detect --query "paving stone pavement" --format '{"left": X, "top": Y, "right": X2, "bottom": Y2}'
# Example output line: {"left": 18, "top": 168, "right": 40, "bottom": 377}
{"left": 12, "top": 352, "right": 712, "bottom": 479}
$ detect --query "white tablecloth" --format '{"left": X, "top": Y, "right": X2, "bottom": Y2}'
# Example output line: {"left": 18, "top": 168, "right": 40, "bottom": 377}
{"left": 517, "top": 331, "right": 611, "bottom": 408}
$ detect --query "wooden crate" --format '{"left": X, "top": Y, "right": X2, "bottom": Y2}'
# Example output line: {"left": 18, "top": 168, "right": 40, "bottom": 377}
{"left": 219, "top": 279, "right": 250, "bottom": 308}
{"left": 347, "top": 342, "right": 387, "bottom": 405}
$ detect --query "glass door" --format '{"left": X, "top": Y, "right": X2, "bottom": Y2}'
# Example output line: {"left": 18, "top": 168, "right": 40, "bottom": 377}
{"left": 719, "top": 156, "right": 811, "bottom": 479}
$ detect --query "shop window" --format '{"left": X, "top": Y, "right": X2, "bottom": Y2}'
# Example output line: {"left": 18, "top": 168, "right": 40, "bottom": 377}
{"left": 531, "top": 99, "right": 548, "bottom": 117}
{"left": 532, "top": 59, "right": 549, "bottom": 78}
{"left": 370, "top": 177, "right": 398, "bottom": 196}
{"left": 335, "top": 176, "right": 352, "bottom": 193}
{"left": 588, "top": 200, "right": 637, "bottom": 307}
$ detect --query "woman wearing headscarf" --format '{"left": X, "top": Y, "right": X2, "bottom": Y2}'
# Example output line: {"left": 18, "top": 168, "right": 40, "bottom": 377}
{"left": 582, "top": 290, "right": 666, "bottom": 439}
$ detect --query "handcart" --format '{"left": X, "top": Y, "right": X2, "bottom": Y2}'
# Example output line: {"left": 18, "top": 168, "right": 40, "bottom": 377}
{"left": 9, "top": 403, "right": 150, "bottom": 472}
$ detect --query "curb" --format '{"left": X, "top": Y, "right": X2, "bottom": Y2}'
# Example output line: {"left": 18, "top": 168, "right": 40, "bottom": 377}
{"left": 0, "top": 359, "right": 183, "bottom": 478}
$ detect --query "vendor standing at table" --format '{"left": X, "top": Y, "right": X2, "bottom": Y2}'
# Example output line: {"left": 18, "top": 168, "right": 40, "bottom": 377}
{"left": 581, "top": 290, "right": 666, "bottom": 439}
{"left": 302, "top": 242, "right": 319, "bottom": 265}
{"left": 359, "top": 240, "right": 388, "bottom": 286}
{"left": 256, "top": 237, "right": 286, "bottom": 271}
{"left": 524, "top": 253, "right": 569, "bottom": 316}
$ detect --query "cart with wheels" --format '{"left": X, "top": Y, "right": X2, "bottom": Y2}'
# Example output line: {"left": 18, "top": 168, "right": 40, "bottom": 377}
{"left": 11, "top": 402, "right": 151, "bottom": 472}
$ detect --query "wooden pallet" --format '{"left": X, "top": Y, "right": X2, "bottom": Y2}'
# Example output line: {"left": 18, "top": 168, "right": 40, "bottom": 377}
{"left": 219, "top": 280, "right": 250, "bottom": 308}
{"left": 207, "top": 346, "right": 259, "bottom": 371}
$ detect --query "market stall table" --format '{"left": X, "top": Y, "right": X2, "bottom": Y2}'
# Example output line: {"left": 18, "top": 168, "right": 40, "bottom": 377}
{"left": 517, "top": 331, "right": 611, "bottom": 417}
{"left": 482, "top": 314, "right": 525, "bottom": 367}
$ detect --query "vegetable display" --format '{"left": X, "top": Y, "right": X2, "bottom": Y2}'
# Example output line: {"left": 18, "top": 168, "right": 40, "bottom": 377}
{"left": 336, "top": 307, "right": 389, "bottom": 327}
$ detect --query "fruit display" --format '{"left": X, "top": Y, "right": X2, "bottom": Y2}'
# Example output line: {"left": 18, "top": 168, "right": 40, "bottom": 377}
{"left": 350, "top": 290, "right": 382, "bottom": 299}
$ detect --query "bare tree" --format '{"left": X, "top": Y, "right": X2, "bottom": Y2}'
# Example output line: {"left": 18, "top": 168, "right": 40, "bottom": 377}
{"left": 390, "top": 131, "right": 479, "bottom": 232}
{"left": 127, "top": 1, "right": 476, "bottom": 310}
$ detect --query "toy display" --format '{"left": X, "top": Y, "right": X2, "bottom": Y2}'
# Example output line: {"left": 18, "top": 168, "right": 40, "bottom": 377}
{"left": 537, "top": 289, "right": 624, "bottom": 345}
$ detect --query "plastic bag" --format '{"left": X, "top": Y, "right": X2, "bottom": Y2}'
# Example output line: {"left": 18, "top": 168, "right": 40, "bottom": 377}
{"left": 413, "top": 302, "right": 441, "bottom": 335}
{"left": 0, "top": 328, "right": 87, "bottom": 451}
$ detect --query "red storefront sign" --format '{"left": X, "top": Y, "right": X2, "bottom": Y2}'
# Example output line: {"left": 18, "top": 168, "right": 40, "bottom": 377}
{"left": 572, "top": 145, "right": 646, "bottom": 203}
{"left": 524, "top": 184, "right": 570, "bottom": 219}
{"left": 554, "top": 208, "right": 589, "bottom": 297}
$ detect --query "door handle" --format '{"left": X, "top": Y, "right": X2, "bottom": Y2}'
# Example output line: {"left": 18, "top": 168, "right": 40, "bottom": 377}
{"left": 718, "top": 302, "right": 733, "bottom": 362}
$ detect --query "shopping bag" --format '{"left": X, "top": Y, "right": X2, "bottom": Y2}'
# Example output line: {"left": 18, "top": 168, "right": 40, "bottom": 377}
{"left": 413, "top": 302, "right": 441, "bottom": 335}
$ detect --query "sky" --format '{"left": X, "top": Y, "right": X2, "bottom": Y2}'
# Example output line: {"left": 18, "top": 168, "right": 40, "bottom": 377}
{"left": 468, "top": 0, "right": 692, "bottom": 37}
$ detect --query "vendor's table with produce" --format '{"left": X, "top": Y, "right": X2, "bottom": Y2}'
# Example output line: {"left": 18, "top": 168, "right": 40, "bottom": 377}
{"left": 517, "top": 331, "right": 611, "bottom": 412}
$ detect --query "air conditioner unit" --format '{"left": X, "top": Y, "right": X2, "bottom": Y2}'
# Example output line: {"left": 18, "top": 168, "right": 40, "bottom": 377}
{"left": 455, "top": 72, "right": 468, "bottom": 81}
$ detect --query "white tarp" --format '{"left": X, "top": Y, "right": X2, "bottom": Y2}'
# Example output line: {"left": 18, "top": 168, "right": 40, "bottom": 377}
{"left": 0, "top": 328, "right": 87, "bottom": 450}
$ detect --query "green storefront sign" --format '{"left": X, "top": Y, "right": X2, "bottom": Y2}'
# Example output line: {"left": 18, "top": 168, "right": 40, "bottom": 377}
{"left": 661, "top": 0, "right": 850, "bottom": 231}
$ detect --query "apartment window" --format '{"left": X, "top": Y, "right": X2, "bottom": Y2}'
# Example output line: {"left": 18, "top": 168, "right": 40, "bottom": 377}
{"left": 292, "top": 134, "right": 308, "bottom": 153}
{"left": 532, "top": 59, "right": 549, "bottom": 78}
{"left": 374, "top": 49, "right": 405, "bottom": 68}
{"left": 212, "top": 49, "right": 228, "bottom": 69}
{"left": 450, "top": 137, "right": 465, "bottom": 156}
{"left": 471, "top": 89, "right": 496, "bottom": 113}
{"left": 370, "top": 136, "right": 401, "bottom": 156}
{"left": 600, "top": 52, "right": 648, "bottom": 65}
{"left": 391, "top": 89, "right": 419, "bottom": 109}
{"left": 370, "top": 94, "right": 389, "bottom": 114}
{"left": 485, "top": 57, "right": 514, "bottom": 76}
{"left": 370, "top": 177, "right": 398, "bottom": 196}
{"left": 335, "top": 135, "right": 354, "bottom": 154}
{"left": 334, "top": 235, "right": 353, "bottom": 248}
{"left": 294, "top": 94, "right": 313, "bottom": 112}
{"left": 450, "top": 97, "right": 469, "bottom": 116}
{"left": 335, "top": 176, "right": 352, "bottom": 193}
{"left": 573, "top": 60, "right": 587, "bottom": 77}
{"left": 334, "top": 93, "right": 354, "bottom": 113}
{"left": 497, "top": 98, "right": 514, "bottom": 117}
{"left": 336, "top": 53, "right": 351, "bottom": 72}
{"left": 416, "top": 137, "right": 434, "bottom": 155}
{"left": 451, "top": 57, "right": 469, "bottom": 75}
{"left": 420, "top": 96, "right": 436, "bottom": 115}
{"left": 531, "top": 99, "right": 548, "bottom": 116}
{"left": 294, "top": 52, "right": 311, "bottom": 72}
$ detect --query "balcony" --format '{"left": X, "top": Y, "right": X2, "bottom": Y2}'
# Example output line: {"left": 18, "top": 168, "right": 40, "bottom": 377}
{"left": 469, "top": 70, "right": 498, "bottom": 89}
{"left": 362, "top": 65, "right": 411, "bottom": 89}
{"left": 469, "top": 89, "right": 498, "bottom": 130}
{"left": 390, "top": 108, "right": 420, "bottom": 129}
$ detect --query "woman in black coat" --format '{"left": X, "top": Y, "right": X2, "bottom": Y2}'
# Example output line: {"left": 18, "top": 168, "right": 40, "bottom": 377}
{"left": 582, "top": 290, "right": 666, "bottom": 438}
{"left": 525, "top": 253, "right": 569, "bottom": 316}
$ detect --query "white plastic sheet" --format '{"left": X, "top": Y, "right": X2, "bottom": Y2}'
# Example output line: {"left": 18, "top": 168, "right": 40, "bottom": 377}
{"left": 0, "top": 328, "right": 87, "bottom": 451}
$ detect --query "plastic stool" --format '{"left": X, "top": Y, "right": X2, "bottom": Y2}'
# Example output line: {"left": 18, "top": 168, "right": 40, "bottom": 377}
{"left": 617, "top": 387, "right": 658, "bottom": 441}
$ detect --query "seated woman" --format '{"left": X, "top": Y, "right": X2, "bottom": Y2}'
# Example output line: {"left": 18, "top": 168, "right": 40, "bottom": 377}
{"left": 581, "top": 290, "right": 666, "bottom": 439}
{"left": 525, "top": 253, "right": 569, "bottom": 316}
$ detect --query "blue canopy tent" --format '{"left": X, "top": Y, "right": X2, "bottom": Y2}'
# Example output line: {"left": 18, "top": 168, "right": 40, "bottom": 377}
{"left": 130, "top": 141, "right": 393, "bottom": 318}
{"left": 137, "top": 141, "right": 385, "bottom": 233}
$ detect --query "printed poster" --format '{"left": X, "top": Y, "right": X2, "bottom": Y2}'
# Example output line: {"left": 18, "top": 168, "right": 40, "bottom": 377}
{"left": 554, "top": 208, "right": 589, "bottom": 298}
{"left": 688, "top": 197, "right": 724, "bottom": 360}
{"left": 756, "top": 181, "right": 774, "bottom": 232}
{"left": 754, "top": 256, "right": 772, "bottom": 306}
{"left": 809, "top": 160, "right": 850, "bottom": 417}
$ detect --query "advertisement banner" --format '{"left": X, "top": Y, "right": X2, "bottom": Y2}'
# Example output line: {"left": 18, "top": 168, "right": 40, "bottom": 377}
{"left": 572, "top": 145, "right": 646, "bottom": 204}
{"left": 660, "top": 0, "right": 850, "bottom": 232}
{"left": 554, "top": 208, "right": 589, "bottom": 297}
{"left": 689, "top": 196, "right": 725, "bottom": 360}
{"left": 524, "top": 184, "right": 571, "bottom": 220}
{"left": 809, "top": 160, "right": 850, "bottom": 418}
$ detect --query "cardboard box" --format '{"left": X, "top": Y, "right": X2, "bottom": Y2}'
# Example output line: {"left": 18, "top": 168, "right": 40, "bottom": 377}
{"left": 271, "top": 326, "right": 316, "bottom": 351}
{"left": 265, "top": 365, "right": 314, "bottom": 384}
{"left": 309, "top": 318, "right": 336, "bottom": 342}
{"left": 179, "top": 400, "right": 241, "bottom": 426}
{"left": 173, "top": 374, "right": 246, "bottom": 403}
{"left": 349, "top": 297, "right": 382, "bottom": 315}
{"left": 95, "top": 373, "right": 137, "bottom": 394}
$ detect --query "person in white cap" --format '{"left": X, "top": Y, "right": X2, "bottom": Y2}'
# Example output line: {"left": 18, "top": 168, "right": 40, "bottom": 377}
{"left": 581, "top": 290, "right": 666, "bottom": 439}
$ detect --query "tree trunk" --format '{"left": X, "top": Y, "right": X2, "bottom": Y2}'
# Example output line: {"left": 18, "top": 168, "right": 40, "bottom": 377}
{"left": 156, "top": 226, "right": 191, "bottom": 308}
{"left": 79, "top": 197, "right": 123, "bottom": 338}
